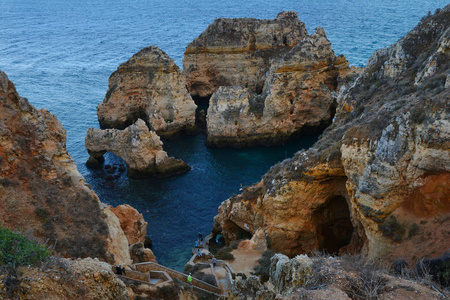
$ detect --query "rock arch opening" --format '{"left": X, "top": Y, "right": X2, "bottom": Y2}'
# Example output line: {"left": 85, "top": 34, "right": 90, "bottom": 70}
{"left": 313, "top": 195, "right": 354, "bottom": 254}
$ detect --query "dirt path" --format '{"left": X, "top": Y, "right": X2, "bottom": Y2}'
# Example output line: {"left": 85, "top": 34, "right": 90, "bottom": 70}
{"left": 229, "top": 241, "right": 263, "bottom": 276}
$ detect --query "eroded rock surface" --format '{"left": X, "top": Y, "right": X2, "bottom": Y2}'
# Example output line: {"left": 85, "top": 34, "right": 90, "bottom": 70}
{"left": 97, "top": 46, "right": 197, "bottom": 136}
{"left": 0, "top": 71, "right": 131, "bottom": 265}
{"left": 129, "top": 242, "right": 157, "bottom": 264}
{"left": 111, "top": 204, "right": 148, "bottom": 245}
{"left": 213, "top": 6, "right": 450, "bottom": 262}
{"left": 227, "top": 254, "right": 444, "bottom": 299}
{"left": 183, "top": 11, "right": 308, "bottom": 98}
{"left": 85, "top": 119, "right": 190, "bottom": 178}
{"left": 206, "top": 28, "right": 355, "bottom": 147}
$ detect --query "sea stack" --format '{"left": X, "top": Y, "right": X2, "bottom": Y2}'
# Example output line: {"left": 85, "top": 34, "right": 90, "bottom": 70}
{"left": 206, "top": 27, "right": 355, "bottom": 147}
{"left": 97, "top": 46, "right": 197, "bottom": 137}
{"left": 183, "top": 11, "right": 308, "bottom": 98}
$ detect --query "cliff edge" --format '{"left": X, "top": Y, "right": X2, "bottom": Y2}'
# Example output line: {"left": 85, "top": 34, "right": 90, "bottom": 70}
{"left": 0, "top": 70, "right": 131, "bottom": 265}
{"left": 213, "top": 6, "right": 450, "bottom": 262}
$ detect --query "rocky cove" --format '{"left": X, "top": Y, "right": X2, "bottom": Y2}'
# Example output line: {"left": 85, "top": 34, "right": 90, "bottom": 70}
{"left": 1, "top": 5, "right": 449, "bottom": 300}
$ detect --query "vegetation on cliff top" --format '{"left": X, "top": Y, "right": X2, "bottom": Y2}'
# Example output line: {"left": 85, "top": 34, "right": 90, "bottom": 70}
{"left": 0, "top": 225, "right": 50, "bottom": 271}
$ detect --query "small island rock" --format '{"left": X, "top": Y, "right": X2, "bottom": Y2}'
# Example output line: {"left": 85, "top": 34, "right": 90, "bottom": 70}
{"left": 85, "top": 119, "right": 190, "bottom": 178}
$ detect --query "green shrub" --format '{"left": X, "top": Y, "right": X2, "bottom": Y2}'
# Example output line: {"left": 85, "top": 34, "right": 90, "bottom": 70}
{"left": 215, "top": 247, "right": 234, "bottom": 261}
{"left": 184, "top": 263, "right": 209, "bottom": 275}
{"left": 253, "top": 250, "right": 275, "bottom": 282}
{"left": 408, "top": 223, "right": 419, "bottom": 238}
{"left": 379, "top": 216, "right": 405, "bottom": 242}
{"left": 416, "top": 253, "right": 450, "bottom": 287}
{"left": 0, "top": 225, "right": 50, "bottom": 270}
{"left": 196, "top": 273, "right": 217, "bottom": 286}
{"left": 230, "top": 240, "right": 240, "bottom": 249}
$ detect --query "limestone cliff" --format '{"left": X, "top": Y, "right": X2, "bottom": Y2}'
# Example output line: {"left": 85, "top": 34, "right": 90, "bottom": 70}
{"left": 213, "top": 6, "right": 450, "bottom": 262}
{"left": 85, "top": 119, "right": 190, "bottom": 178}
{"left": 183, "top": 11, "right": 308, "bottom": 98}
{"left": 97, "top": 46, "right": 197, "bottom": 137}
{"left": 206, "top": 28, "right": 355, "bottom": 147}
{"left": 0, "top": 70, "right": 131, "bottom": 266}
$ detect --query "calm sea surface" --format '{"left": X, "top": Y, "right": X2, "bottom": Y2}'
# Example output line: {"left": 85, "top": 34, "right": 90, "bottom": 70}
{"left": 0, "top": 0, "right": 447, "bottom": 270}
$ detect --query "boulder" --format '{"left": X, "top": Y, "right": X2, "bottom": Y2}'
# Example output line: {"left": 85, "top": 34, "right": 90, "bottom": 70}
{"left": 0, "top": 70, "right": 131, "bottom": 265}
{"left": 111, "top": 204, "right": 148, "bottom": 245}
{"left": 97, "top": 46, "right": 197, "bottom": 137}
{"left": 183, "top": 11, "right": 308, "bottom": 98}
{"left": 129, "top": 242, "right": 156, "bottom": 264}
{"left": 206, "top": 27, "right": 355, "bottom": 147}
{"left": 85, "top": 119, "right": 190, "bottom": 178}
{"left": 213, "top": 6, "right": 450, "bottom": 262}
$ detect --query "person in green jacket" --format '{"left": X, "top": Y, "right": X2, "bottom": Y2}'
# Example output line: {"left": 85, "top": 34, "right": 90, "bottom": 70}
{"left": 187, "top": 273, "right": 192, "bottom": 285}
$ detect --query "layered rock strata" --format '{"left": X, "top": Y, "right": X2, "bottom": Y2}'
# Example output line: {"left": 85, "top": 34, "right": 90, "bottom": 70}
{"left": 183, "top": 11, "right": 308, "bottom": 98}
{"left": 206, "top": 28, "right": 354, "bottom": 147}
{"left": 0, "top": 71, "right": 131, "bottom": 265}
{"left": 213, "top": 6, "right": 450, "bottom": 262}
{"left": 97, "top": 46, "right": 197, "bottom": 137}
{"left": 85, "top": 119, "right": 190, "bottom": 178}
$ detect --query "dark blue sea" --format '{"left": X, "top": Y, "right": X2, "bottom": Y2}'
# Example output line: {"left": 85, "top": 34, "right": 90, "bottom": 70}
{"left": 0, "top": 0, "right": 447, "bottom": 270}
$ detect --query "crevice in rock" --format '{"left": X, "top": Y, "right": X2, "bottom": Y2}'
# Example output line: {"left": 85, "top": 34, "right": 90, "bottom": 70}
{"left": 194, "top": 97, "right": 209, "bottom": 133}
{"left": 192, "top": 95, "right": 211, "bottom": 104}
{"left": 313, "top": 195, "right": 354, "bottom": 254}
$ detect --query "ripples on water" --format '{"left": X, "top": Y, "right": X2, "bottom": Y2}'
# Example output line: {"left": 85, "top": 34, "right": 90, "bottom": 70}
{"left": 0, "top": 0, "right": 447, "bottom": 270}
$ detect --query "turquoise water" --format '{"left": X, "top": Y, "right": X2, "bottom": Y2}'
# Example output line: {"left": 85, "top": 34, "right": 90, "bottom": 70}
{"left": 0, "top": 0, "right": 448, "bottom": 270}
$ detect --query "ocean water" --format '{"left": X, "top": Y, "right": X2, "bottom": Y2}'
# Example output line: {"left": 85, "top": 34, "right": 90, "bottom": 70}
{"left": 0, "top": 0, "right": 447, "bottom": 270}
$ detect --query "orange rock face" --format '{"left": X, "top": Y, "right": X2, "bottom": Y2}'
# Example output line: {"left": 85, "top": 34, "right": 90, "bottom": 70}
{"left": 213, "top": 7, "right": 450, "bottom": 262}
{"left": 183, "top": 11, "right": 308, "bottom": 98}
{"left": 0, "top": 70, "right": 131, "bottom": 265}
{"left": 111, "top": 204, "right": 148, "bottom": 245}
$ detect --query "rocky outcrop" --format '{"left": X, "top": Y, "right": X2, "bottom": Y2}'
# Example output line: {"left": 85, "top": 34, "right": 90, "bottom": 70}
{"left": 0, "top": 71, "right": 131, "bottom": 265}
{"left": 206, "top": 28, "right": 355, "bottom": 147}
{"left": 213, "top": 6, "right": 450, "bottom": 262}
{"left": 227, "top": 254, "right": 444, "bottom": 299}
{"left": 97, "top": 46, "right": 197, "bottom": 137}
{"left": 183, "top": 11, "right": 308, "bottom": 98}
{"left": 129, "top": 242, "right": 157, "bottom": 263}
{"left": 85, "top": 119, "right": 190, "bottom": 178}
{"left": 111, "top": 204, "right": 148, "bottom": 245}
{"left": 0, "top": 257, "right": 129, "bottom": 300}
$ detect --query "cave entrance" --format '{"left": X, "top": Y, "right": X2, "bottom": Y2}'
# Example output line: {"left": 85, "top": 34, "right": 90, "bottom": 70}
{"left": 313, "top": 196, "right": 354, "bottom": 254}
{"left": 223, "top": 220, "right": 253, "bottom": 242}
